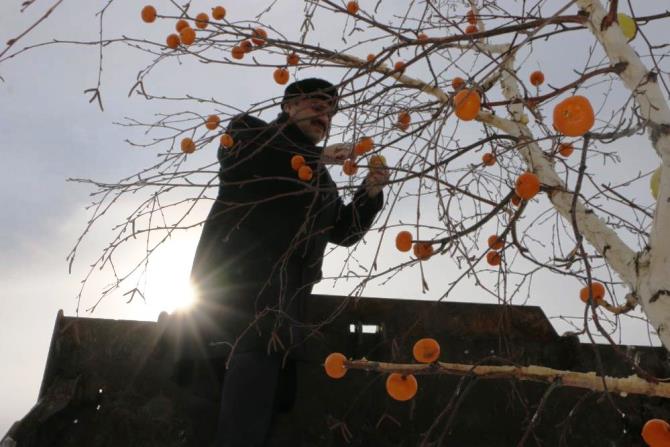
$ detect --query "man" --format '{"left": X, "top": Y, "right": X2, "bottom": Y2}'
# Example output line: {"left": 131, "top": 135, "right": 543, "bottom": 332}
{"left": 189, "top": 78, "right": 388, "bottom": 446}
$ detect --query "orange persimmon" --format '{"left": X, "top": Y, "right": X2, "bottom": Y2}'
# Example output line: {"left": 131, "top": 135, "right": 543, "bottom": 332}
{"left": 195, "top": 13, "right": 209, "bottom": 29}
{"left": 413, "top": 338, "right": 440, "bottom": 363}
{"left": 166, "top": 34, "right": 180, "bottom": 49}
{"left": 558, "top": 143, "right": 574, "bottom": 157}
{"left": 346, "top": 1, "right": 359, "bottom": 14}
{"left": 515, "top": 172, "right": 540, "bottom": 200}
{"left": 398, "top": 111, "right": 411, "bottom": 126}
{"left": 452, "top": 77, "right": 465, "bottom": 90}
{"left": 397, "top": 111, "right": 411, "bottom": 131}
{"left": 231, "top": 46, "right": 245, "bottom": 59}
{"left": 287, "top": 52, "right": 300, "bottom": 66}
{"left": 180, "top": 137, "right": 195, "bottom": 154}
{"left": 212, "top": 6, "right": 226, "bottom": 20}
{"left": 386, "top": 373, "right": 418, "bottom": 401}
{"left": 413, "top": 242, "right": 434, "bottom": 260}
{"left": 642, "top": 419, "right": 670, "bottom": 447}
{"left": 487, "top": 235, "right": 504, "bottom": 251}
{"left": 324, "top": 352, "right": 347, "bottom": 379}
{"left": 486, "top": 251, "right": 501, "bottom": 266}
{"left": 298, "top": 165, "right": 313, "bottom": 181}
{"left": 251, "top": 27, "right": 267, "bottom": 45}
{"left": 180, "top": 27, "right": 196, "bottom": 46}
{"left": 354, "top": 137, "right": 374, "bottom": 155}
{"left": 291, "top": 155, "right": 306, "bottom": 171}
{"left": 553, "top": 95, "right": 595, "bottom": 137}
{"left": 220, "top": 133, "right": 234, "bottom": 149}
{"left": 395, "top": 231, "right": 412, "bottom": 252}
{"left": 579, "top": 282, "right": 606, "bottom": 304}
{"left": 239, "top": 40, "right": 253, "bottom": 53}
{"left": 205, "top": 115, "right": 220, "bottom": 130}
{"left": 141, "top": 5, "right": 157, "bottom": 23}
{"left": 343, "top": 159, "right": 358, "bottom": 176}
{"left": 482, "top": 152, "right": 496, "bottom": 166}
{"left": 175, "top": 19, "right": 189, "bottom": 32}
{"left": 453, "top": 89, "right": 481, "bottom": 121}
{"left": 273, "top": 68, "right": 290, "bottom": 85}
{"left": 529, "top": 70, "right": 545, "bottom": 86}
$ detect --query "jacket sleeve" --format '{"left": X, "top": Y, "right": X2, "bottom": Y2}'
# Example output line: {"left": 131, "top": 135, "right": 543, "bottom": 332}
{"left": 328, "top": 185, "right": 384, "bottom": 247}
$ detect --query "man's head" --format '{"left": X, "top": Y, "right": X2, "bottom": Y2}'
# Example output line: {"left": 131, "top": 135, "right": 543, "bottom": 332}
{"left": 281, "top": 78, "right": 339, "bottom": 144}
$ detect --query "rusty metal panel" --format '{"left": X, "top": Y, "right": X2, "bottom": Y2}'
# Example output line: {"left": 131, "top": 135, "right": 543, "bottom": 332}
{"left": 3, "top": 296, "right": 670, "bottom": 447}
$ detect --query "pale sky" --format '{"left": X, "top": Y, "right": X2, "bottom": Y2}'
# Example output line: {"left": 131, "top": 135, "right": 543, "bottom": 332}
{"left": 1, "top": 0, "right": 666, "bottom": 436}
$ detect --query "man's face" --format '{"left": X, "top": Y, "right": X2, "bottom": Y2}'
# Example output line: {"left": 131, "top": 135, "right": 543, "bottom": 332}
{"left": 283, "top": 96, "right": 335, "bottom": 144}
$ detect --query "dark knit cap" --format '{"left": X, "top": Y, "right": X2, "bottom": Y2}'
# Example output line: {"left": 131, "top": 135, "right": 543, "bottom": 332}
{"left": 281, "top": 78, "right": 339, "bottom": 111}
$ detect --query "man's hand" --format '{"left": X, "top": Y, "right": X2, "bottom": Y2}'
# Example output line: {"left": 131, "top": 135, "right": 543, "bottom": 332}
{"left": 321, "top": 143, "right": 353, "bottom": 165}
{"left": 365, "top": 156, "right": 390, "bottom": 198}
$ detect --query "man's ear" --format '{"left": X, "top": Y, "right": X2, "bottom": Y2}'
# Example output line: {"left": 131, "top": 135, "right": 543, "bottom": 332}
{"left": 282, "top": 99, "right": 295, "bottom": 116}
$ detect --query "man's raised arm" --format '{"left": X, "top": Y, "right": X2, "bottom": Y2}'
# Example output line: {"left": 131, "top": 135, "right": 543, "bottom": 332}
{"left": 328, "top": 178, "right": 385, "bottom": 247}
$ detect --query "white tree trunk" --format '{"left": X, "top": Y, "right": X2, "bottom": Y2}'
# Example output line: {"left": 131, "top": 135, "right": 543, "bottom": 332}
{"left": 483, "top": 52, "right": 640, "bottom": 286}
{"left": 578, "top": 0, "right": 670, "bottom": 349}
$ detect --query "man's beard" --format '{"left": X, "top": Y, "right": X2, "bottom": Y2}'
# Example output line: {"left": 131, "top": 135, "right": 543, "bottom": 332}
{"left": 298, "top": 120, "right": 325, "bottom": 143}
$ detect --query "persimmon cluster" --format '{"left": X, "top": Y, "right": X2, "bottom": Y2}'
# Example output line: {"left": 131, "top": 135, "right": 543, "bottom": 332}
{"left": 324, "top": 338, "right": 441, "bottom": 402}
{"left": 141, "top": 5, "right": 227, "bottom": 48}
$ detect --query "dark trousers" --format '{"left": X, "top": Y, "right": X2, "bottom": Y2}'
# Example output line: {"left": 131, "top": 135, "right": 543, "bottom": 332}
{"left": 214, "top": 351, "right": 296, "bottom": 447}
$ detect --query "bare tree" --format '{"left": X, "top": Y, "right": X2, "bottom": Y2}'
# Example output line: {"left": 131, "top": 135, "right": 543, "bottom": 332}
{"left": 3, "top": 0, "right": 670, "bottom": 437}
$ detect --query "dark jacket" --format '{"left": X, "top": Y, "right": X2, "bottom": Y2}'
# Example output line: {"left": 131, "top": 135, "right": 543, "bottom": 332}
{"left": 188, "top": 112, "right": 383, "bottom": 353}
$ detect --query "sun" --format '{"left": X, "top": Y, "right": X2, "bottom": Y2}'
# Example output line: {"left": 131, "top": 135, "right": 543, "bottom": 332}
{"left": 143, "top": 239, "right": 198, "bottom": 316}
{"left": 147, "top": 273, "right": 196, "bottom": 314}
